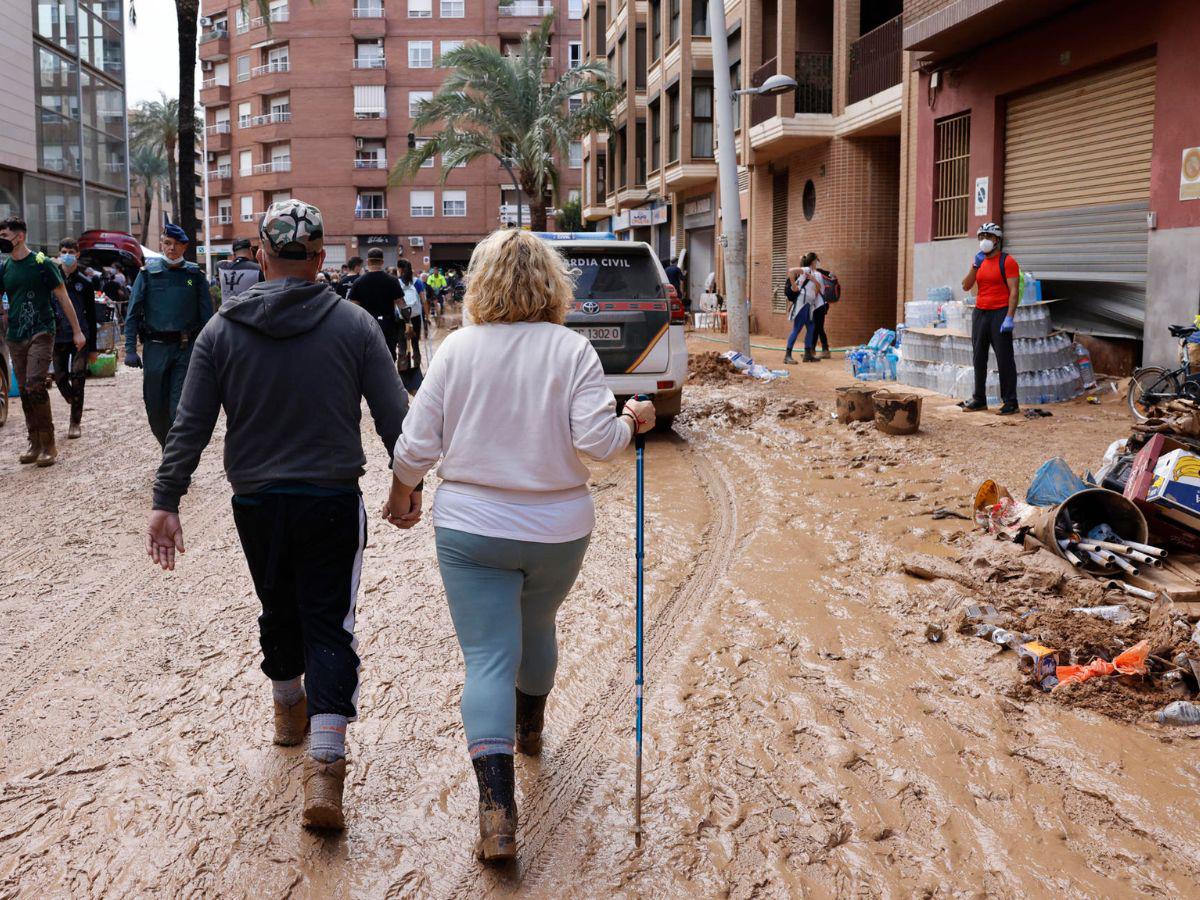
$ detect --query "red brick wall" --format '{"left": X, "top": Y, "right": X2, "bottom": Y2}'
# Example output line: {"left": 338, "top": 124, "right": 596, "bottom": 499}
{"left": 750, "top": 136, "right": 901, "bottom": 346}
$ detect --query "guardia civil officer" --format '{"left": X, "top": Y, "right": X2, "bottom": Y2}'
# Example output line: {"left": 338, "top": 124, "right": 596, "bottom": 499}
{"left": 125, "top": 223, "right": 213, "bottom": 445}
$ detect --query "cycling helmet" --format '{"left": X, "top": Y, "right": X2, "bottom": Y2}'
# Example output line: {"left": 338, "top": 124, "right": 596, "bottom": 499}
{"left": 977, "top": 222, "right": 1003, "bottom": 239}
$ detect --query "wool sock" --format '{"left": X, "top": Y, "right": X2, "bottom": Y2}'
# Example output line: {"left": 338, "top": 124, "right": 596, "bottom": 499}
{"left": 272, "top": 676, "right": 304, "bottom": 708}
{"left": 309, "top": 714, "right": 347, "bottom": 763}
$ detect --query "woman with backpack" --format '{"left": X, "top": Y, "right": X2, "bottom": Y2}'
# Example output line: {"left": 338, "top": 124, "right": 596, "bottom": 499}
{"left": 808, "top": 253, "right": 833, "bottom": 360}
{"left": 783, "top": 252, "right": 825, "bottom": 364}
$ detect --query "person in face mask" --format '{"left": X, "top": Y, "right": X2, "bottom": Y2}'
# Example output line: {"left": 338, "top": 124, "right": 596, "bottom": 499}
{"left": 124, "top": 222, "right": 214, "bottom": 445}
{"left": 960, "top": 222, "right": 1020, "bottom": 415}
{"left": 52, "top": 238, "right": 100, "bottom": 439}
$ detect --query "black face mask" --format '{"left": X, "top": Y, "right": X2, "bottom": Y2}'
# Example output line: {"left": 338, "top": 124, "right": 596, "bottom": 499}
{"left": 0, "top": 237, "right": 13, "bottom": 254}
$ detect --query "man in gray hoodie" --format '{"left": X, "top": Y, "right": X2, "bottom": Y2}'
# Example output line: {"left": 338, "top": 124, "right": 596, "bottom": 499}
{"left": 145, "top": 200, "right": 421, "bottom": 830}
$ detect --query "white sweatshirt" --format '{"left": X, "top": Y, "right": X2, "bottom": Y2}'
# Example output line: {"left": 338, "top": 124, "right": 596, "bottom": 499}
{"left": 391, "top": 321, "right": 634, "bottom": 510}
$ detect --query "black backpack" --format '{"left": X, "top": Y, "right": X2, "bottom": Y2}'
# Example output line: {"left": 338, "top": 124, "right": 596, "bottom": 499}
{"left": 816, "top": 268, "right": 841, "bottom": 304}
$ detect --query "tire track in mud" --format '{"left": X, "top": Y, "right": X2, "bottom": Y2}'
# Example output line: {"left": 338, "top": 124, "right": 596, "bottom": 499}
{"left": 446, "top": 429, "right": 736, "bottom": 898}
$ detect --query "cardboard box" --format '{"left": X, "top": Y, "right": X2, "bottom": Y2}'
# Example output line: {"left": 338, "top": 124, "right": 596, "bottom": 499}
{"left": 1147, "top": 449, "right": 1200, "bottom": 530}
{"left": 1017, "top": 642, "right": 1059, "bottom": 682}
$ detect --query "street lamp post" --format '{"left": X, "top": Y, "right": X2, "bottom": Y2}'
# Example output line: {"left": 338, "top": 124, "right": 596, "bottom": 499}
{"left": 707, "top": 0, "right": 796, "bottom": 357}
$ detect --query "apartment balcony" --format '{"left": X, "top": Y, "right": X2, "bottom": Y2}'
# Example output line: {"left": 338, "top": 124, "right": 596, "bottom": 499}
{"left": 199, "top": 78, "right": 230, "bottom": 105}
{"left": 253, "top": 158, "right": 292, "bottom": 176}
{"left": 498, "top": 204, "right": 556, "bottom": 225}
{"left": 242, "top": 111, "right": 293, "bottom": 143}
{"left": 352, "top": 157, "right": 390, "bottom": 187}
{"left": 205, "top": 166, "right": 233, "bottom": 195}
{"left": 748, "top": 52, "right": 835, "bottom": 158}
{"left": 351, "top": 59, "right": 388, "bottom": 86}
{"left": 207, "top": 222, "right": 234, "bottom": 243}
{"left": 499, "top": 1, "right": 555, "bottom": 17}
{"left": 199, "top": 28, "right": 230, "bottom": 61}
{"left": 350, "top": 4, "right": 387, "bottom": 37}
{"left": 250, "top": 61, "right": 291, "bottom": 95}
{"left": 848, "top": 15, "right": 902, "bottom": 105}
{"left": 204, "top": 121, "right": 231, "bottom": 152}
{"left": 354, "top": 209, "right": 392, "bottom": 234}
{"left": 244, "top": 6, "right": 290, "bottom": 34}
{"left": 350, "top": 115, "right": 389, "bottom": 138}
{"left": 583, "top": 202, "right": 613, "bottom": 222}
{"left": 209, "top": 212, "right": 234, "bottom": 226}
{"left": 240, "top": 210, "right": 267, "bottom": 225}
{"left": 662, "top": 160, "right": 717, "bottom": 192}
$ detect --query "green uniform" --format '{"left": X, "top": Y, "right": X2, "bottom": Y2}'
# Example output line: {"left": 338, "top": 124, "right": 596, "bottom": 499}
{"left": 3, "top": 252, "right": 64, "bottom": 343}
{"left": 126, "top": 258, "right": 213, "bottom": 446}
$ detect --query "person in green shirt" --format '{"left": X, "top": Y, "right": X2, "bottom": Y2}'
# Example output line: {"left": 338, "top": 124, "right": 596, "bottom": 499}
{"left": 124, "top": 223, "right": 213, "bottom": 446}
{"left": 0, "top": 215, "right": 86, "bottom": 467}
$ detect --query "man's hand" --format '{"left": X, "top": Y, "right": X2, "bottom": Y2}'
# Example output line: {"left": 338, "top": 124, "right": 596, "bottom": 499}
{"left": 125, "top": 351, "right": 142, "bottom": 368}
{"left": 381, "top": 475, "right": 423, "bottom": 529}
{"left": 72, "top": 329, "right": 86, "bottom": 352}
{"left": 146, "top": 510, "right": 185, "bottom": 570}
{"left": 1000, "top": 315, "right": 1015, "bottom": 333}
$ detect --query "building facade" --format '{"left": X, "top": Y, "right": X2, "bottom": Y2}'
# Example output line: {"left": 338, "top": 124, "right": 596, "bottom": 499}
{"left": 198, "top": 0, "right": 584, "bottom": 271}
{"left": 904, "top": 0, "right": 1200, "bottom": 370}
{"left": 0, "top": 0, "right": 130, "bottom": 252}
{"left": 582, "top": 0, "right": 905, "bottom": 347}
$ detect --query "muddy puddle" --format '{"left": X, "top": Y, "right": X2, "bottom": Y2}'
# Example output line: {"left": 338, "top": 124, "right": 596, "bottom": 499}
{"left": 0, "top": 338, "right": 1198, "bottom": 897}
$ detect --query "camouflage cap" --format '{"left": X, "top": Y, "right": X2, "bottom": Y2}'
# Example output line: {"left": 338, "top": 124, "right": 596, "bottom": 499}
{"left": 259, "top": 199, "right": 324, "bottom": 260}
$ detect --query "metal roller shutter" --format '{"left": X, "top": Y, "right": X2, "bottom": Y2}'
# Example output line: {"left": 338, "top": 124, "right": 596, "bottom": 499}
{"left": 1003, "top": 56, "right": 1156, "bottom": 336}
{"left": 770, "top": 172, "right": 789, "bottom": 314}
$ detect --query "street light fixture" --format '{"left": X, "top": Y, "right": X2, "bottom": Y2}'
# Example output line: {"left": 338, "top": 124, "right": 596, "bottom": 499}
{"left": 708, "top": 8, "right": 797, "bottom": 357}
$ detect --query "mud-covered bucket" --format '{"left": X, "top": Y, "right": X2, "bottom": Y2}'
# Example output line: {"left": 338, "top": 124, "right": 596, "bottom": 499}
{"left": 1031, "top": 488, "right": 1149, "bottom": 573}
{"left": 836, "top": 385, "right": 877, "bottom": 423}
{"left": 873, "top": 391, "right": 923, "bottom": 435}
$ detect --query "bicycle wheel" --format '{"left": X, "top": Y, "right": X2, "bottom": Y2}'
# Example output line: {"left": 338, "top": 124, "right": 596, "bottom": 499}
{"left": 1127, "top": 366, "right": 1182, "bottom": 422}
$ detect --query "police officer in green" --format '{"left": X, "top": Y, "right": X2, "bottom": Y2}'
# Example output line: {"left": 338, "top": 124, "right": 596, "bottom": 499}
{"left": 125, "top": 223, "right": 213, "bottom": 446}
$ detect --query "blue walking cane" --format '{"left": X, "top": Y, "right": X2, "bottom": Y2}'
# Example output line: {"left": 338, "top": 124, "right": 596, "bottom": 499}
{"left": 633, "top": 395, "right": 648, "bottom": 847}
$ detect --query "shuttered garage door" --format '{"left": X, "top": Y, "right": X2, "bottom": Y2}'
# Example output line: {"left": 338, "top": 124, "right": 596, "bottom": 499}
{"left": 1003, "top": 57, "right": 1156, "bottom": 338}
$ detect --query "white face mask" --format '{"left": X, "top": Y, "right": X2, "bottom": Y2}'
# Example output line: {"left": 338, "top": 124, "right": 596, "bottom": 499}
{"left": 166, "top": 255, "right": 185, "bottom": 267}
{"left": 979, "top": 239, "right": 996, "bottom": 254}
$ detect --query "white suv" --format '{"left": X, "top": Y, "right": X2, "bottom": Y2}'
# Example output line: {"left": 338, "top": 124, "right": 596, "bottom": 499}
{"left": 541, "top": 234, "right": 687, "bottom": 424}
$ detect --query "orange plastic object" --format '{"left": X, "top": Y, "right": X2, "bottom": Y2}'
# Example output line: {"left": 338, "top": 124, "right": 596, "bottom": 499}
{"left": 1054, "top": 640, "right": 1149, "bottom": 688}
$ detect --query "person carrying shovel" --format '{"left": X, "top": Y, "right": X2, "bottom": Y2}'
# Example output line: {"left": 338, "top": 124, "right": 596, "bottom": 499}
{"left": 385, "top": 228, "right": 656, "bottom": 863}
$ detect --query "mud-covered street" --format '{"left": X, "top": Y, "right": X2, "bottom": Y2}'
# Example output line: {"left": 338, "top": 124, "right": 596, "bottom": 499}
{"left": 2, "top": 333, "right": 1199, "bottom": 898}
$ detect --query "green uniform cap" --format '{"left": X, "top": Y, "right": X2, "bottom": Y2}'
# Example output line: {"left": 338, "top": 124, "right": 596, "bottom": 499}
{"left": 259, "top": 200, "right": 324, "bottom": 260}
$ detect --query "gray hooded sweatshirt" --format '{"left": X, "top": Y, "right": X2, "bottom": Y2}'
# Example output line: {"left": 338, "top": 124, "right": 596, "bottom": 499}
{"left": 153, "top": 276, "right": 411, "bottom": 512}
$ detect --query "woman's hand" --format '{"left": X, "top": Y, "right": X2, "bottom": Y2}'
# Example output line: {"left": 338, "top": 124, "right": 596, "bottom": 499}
{"left": 623, "top": 398, "right": 657, "bottom": 434}
{"left": 381, "top": 475, "right": 423, "bottom": 529}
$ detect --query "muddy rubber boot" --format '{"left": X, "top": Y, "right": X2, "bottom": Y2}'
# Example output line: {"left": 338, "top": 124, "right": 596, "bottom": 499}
{"left": 803, "top": 351, "right": 820, "bottom": 363}
{"left": 301, "top": 756, "right": 346, "bottom": 830}
{"left": 472, "top": 754, "right": 517, "bottom": 863}
{"left": 782, "top": 353, "right": 798, "bottom": 365}
{"left": 18, "top": 397, "right": 40, "bottom": 464}
{"left": 34, "top": 403, "right": 57, "bottom": 467}
{"left": 273, "top": 696, "right": 308, "bottom": 746}
{"left": 68, "top": 383, "right": 84, "bottom": 439}
{"left": 515, "top": 689, "right": 548, "bottom": 756}
{"left": 821, "top": 349, "right": 832, "bottom": 360}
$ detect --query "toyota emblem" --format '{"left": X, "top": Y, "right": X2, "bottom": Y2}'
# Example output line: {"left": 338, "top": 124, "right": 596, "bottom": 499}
{"left": 582, "top": 301, "right": 600, "bottom": 315}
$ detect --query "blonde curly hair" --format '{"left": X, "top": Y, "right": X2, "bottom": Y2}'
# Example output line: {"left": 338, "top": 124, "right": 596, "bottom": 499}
{"left": 464, "top": 228, "right": 573, "bottom": 326}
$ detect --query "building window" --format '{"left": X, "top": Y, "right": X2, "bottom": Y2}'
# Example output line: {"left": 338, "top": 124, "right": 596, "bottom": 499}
{"left": 352, "top": 0, "right": 384, "bottom": 17}
{"left": 269, "top": 93, "right": 291, "bottom": 118}
{"left": 354, "top": 85, "right": 387, "bottom": 118}
{"left": 439, "top": 40, "right": 464, "bottom": 63}
{"left": 596, "top": 151, "right": 607, "bottom": 198}
{"left": 236, "top": 55, "right": 251, "bottom": 81}
{"left": 649, "top": 99, "right": 660, "bottom": 171}
{"left": 669, "top": 0, "right": 679, "bottom": 44}
{"left": 356, "top": 191, "right": 387, "bottom": 218}
{"left": 355, "top": 139, "right": 387, "bottom": 169}
{"left": 409, "top": 40, "right": 433, "bottom": 68}
{"left": 410, "top": 190, "right": 435, "bottom": 217}
{"left": 568, "top": 41, "right": 582, "bottom": 69}
{"left": 239, "top": 149, "right": 253, "bottom": 176}
{"left": 933, "top": 112, "right": 970, "bottom": 239}
{"left": 692, "top": 81, "right": 713, "bottom": 158}
{"left": 443, "top": 189, "right": 467, "bottom": 216}
{"left": 635, "top": 26, "right": 646, "bottom": 90}
{"left": 440, "top": 0, "right": 464, "bottom": 16}
{"left": 409, "top": 90, "right": 433, "bottom": 118}
{"left": 596, "top": 4, "right": 606, "bottom": 54}
{"left": 691, "top": 0, "right": 709, "bottom": 36}
{"left": 408, "top": 0, "right": 432, "bottom": 17}
{"left": 355, "top": 39, "right": 385, "bottom": 68}
{"left": 240, "top": 195, "right": 254, "bottom": 221}
{"left": 729, "top": 30, "right": 742, "bottom": 126}
{"left": 415, "top": 137, "right": 434, "bottom": 167}
{"left": 667, "top": 85, "right": 680, "bottom": 163}
{"left": 650, "top": 0, "right": 661, "bottom": 61}
{"left": 568, "top": 0, "right": 582, "bottom": 18}
{"left": 617, "top": 35, "right": 626, "bottom": 88}
{"left": 569, "top": 141, "right": 583, "bottom": 169}
{"left": 634, "top": 120, "right": 645, "bottom": 185}
{"left": 615, "top": 126, "right": 626, "bottom": 189}
{"left": 568, "top": 96, "right": 583, "bottom": 114}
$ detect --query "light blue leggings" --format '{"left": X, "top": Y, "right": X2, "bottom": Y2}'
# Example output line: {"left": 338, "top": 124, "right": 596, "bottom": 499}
{"left": 435, "top": 527, "right": 591, "bottom": 758}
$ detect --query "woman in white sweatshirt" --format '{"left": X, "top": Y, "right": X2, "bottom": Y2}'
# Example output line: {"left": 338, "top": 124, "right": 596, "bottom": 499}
{"left": 384, "top": 228, "right": 656, "bottom": 863}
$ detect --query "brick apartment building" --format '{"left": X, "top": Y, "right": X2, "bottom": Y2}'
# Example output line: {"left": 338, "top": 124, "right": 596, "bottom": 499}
{"left": 197, "top": 0, "right": 584, "bottom": 271}
{"left": 582, "top": 0, "right": 905, "bottom": 347}
{"left": 903, "top": 0, "right": 1200, "bottom": 370}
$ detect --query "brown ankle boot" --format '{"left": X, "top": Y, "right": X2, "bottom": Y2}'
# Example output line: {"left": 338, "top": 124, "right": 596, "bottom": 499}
{"left": 273, "top": 696, "right": 308, "bottom": 746}
{"left": 302, "top": 756, "right": 346, "bottom": 829}
{"left": 18, "top": 397, "right": 39, "bottom": 464}
{"left": 472, "top": 754, "right": 517, "bottom": 862}
{"left": 515, "top": 689, "right": 547, "bottom": 756}
{"left": 34, "top": 402, "right": 56, "bottom": 467}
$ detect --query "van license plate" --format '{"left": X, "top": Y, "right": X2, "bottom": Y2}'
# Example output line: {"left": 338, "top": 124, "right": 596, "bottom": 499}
{"left": 578, "top": 326, "right": 622, "bottom": 342}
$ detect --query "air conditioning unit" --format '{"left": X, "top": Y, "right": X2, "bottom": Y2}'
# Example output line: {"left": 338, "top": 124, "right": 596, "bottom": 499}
{"left": 409, "top": 236, "right": 424, "bottom": 248}
{"left": 199, "top": 15, "right": 213, "bottom": 26}
{"left": 201, "top": 60, "right": 214, "bottom": 72}
{"left": 355, "top": 137, "right": 364, "bottom": 149}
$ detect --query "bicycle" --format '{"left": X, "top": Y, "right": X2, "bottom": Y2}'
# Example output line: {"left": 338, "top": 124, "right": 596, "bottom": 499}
{"left": 1127, "top": 324, "right": 1200, "bottom": 421}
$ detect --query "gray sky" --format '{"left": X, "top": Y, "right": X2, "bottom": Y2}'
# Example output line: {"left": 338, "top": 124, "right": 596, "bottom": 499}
{"left": 125, "top": 2, "right": 186, "bottom": 107}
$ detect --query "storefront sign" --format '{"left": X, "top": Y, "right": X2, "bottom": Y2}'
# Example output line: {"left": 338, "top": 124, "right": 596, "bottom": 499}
{"left": 652, "top": 205, "right": 668, "bottom": 225}
{"left": 359, "top": 234, "right": 397, "bottom": 246}
{"left": 974, "top": 177, "right": 989, "bottom": 216}
{"left": 629, "top": 208, "right": 653, "bottom": 227}
{"left": 611, "top": 210, "right": 631, "bottom": 232}
{"left": 1181, "top": 147, "right": 1200, "bottom": 201}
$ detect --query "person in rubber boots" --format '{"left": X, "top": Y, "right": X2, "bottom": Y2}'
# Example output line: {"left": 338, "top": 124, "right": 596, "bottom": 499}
{"left": 386, "top": 228, "right": 656, "bottom": 864}
{"left": 124, "top": 223, "right": 213, "bottom": 446}
{"left": 51, "top": 238, "right": 100, "bottom": 440}
{"left": 960, "top": 222, "right": 1020, "bottom": 416}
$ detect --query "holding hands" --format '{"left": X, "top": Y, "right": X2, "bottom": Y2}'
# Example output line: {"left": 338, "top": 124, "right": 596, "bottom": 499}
{"left": 381, "top": 474, "right": 423, "bottom": 529}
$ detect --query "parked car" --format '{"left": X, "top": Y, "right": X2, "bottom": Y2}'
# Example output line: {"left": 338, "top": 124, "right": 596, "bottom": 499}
{"left": 539, "top": 233, "right": 687, "bottom": 426}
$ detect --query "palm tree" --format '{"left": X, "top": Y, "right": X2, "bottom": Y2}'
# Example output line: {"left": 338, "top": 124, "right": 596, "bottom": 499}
{"left": 129, "top": 146, "right": 169, "bottom": 245}
{"left": 130, "top": 94, "right": 183, "bottom": 224}
{"left": 391, "top": 16, "right": 617, "bottom": 231}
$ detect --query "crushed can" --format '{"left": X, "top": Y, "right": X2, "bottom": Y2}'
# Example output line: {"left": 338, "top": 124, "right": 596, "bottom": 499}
{"left": 1017, "top": 641, "right": 1059, "bottom": 683}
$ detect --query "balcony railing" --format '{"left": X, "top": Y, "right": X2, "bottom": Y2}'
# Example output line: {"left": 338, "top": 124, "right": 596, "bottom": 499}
{"left": 499, "top": 1, "right": 554, "bottom": 15}
{"left": 794, "top": 51, "right": 833, "bottom": 115}
{"left": 351, "top": 4, "right": 385, "bottom": 17}
{"left": 498, "top": 203, "right": 555, "bottom": 223}
{"left": 206, "top": 165, "right": 232, "bottom": 180}
{"left": 247, "top": 111, "right": 292, "bottom": 127}
{"left": 241, "top": 211, "right": 265, "bottom": 222}
{"left": 210, "top": 213, "right": 233, "bottom": 225}
{"left": 252, "top": 158, "right": 292, "bottom": 174}
{"left": 205, "top": 121, "right": 232, "bottom": 135}
{"left": 355, "top": 207, "right": 389, "bottom": 219}
{"left": 848, "top": 14, "right": 902, "bottom": 105}
{"left": 354, "top": 157, "right": 388, "bottom": 169}
{"left": 354, "top": 108, "right": 386, "bottom": 119}
{"left": 250, "top": 8, "right": 290, "bottom": 28}
{"left": 252, "top": 61, "right": 290, "bottom": 77}
{"left": 200, "top": 27, "right": 229, "bottom": 43}
{"left": 353, "top": 56, "right": 386, "bottom": 69}
{"left": 200, "top": 77, "right": 229, "bottom": 90}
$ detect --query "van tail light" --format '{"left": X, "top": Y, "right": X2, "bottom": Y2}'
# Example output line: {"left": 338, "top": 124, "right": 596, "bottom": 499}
{"left": 657, "top": 380, "right": 675, "bottom": 390}
{"left": 666, "top": 284, "right": 687, "bottom": 323}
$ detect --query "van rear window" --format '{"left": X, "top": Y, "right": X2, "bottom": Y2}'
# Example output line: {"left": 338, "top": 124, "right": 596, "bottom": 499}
{"left": 561, "top": 250, "right": 663, "bottom": 300}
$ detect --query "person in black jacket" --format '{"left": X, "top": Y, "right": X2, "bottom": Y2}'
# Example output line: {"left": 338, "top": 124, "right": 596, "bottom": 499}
{"left": 347, "top": 247, "right": 405, "bottom": 360}
{"left": 52, "top": 238, "right": 100, "bottom": 438}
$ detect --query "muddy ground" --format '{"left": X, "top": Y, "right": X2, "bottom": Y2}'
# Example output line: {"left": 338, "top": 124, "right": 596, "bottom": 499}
{"left": 2, "top": 331, "right": 1199, "bottom": 898}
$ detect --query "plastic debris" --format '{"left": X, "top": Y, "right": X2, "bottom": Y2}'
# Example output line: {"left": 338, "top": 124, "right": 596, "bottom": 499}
{"left": 1157, "top": 701, "right": 1200, "bottom": 726}
{"left": 1054, "top": 640, "right": 1150, "bottom": 688}
{"left": 1070, "top": 605, "right": 1134, "bottom": 624}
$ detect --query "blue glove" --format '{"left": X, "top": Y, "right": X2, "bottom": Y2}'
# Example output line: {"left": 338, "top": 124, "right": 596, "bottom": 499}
{"left": 973, "top": 251, "right": 987, "bottom": 268}
{"left": 125, "top": 351, "right": 142, "bottom": 369}
{"left": 1000, "top": 315, "right": 1014, "bottom": 333}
